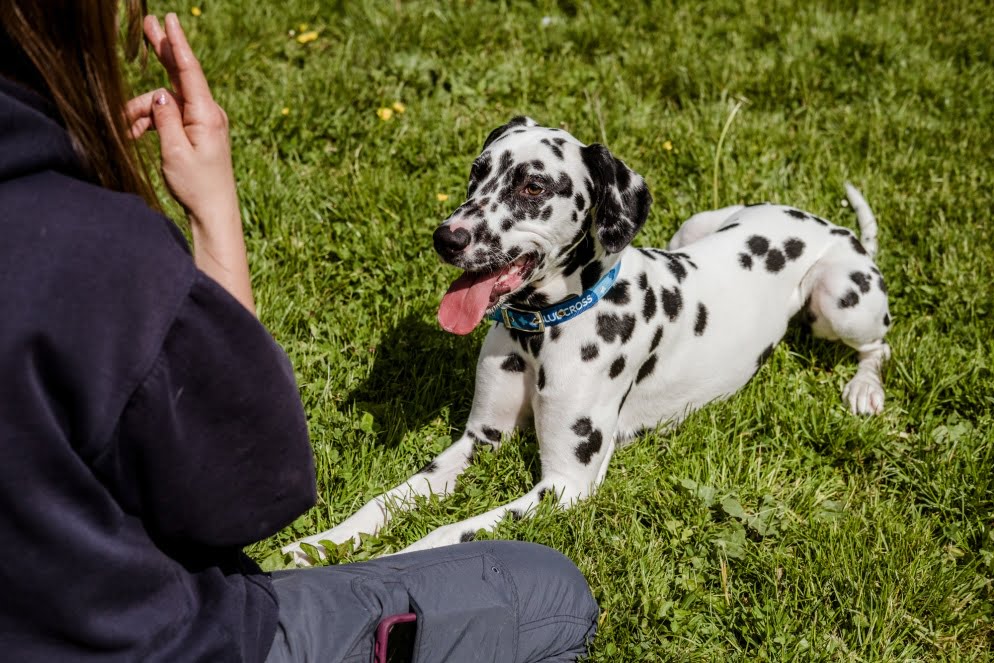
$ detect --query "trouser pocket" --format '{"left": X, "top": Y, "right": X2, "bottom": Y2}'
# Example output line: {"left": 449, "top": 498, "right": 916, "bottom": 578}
{"left": 400, "top": 552, "right": 518, "bottom": 663}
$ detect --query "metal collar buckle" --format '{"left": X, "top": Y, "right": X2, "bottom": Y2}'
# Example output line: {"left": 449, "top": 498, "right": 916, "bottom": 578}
{"left": 501, "top": 306, "right": 545, "bottom": 333}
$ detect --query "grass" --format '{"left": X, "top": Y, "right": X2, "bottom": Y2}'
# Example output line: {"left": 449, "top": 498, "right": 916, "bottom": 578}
{"left": 142, "top": 1, "right": 993, "bottom": 659}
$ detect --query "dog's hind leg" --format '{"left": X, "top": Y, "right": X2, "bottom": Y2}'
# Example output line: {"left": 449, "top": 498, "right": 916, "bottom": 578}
{"left": 283, "top": 328, "right": 534, "bottom": 565}
{"left": 667, "top": 205, "right": 746, "bottom": 249}
{"left": 805, "top": 254, "right": 891, "bottom": 415}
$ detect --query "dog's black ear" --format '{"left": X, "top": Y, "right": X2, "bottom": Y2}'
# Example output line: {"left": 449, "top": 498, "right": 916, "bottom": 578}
{"left": 581, "top": 143, "right": 652, "bottom": 253}
{"left": 482, "top": 116, "right": 538, "bottom": 150}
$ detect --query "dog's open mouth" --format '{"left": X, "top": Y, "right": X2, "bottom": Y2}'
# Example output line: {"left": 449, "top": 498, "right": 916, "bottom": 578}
{"left": 438, "top": 255, "right": 537, "bottom": 335}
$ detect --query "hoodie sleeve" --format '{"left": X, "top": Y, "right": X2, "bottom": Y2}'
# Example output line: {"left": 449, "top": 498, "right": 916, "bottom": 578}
{"left": 106, "top": 270, "right": 317, "bottom": 548}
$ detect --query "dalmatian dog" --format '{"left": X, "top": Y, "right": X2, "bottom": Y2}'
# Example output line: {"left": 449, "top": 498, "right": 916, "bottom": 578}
{"left": 284, "top": 117, "right": 891, "bottom": 564}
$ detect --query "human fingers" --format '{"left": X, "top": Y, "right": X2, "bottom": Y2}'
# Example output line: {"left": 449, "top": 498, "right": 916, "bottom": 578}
{"left": 149, "top": 90, "right": 192, "bottom": 153}
{"left": 125, "top": 89, "right": 181, "bottom": 138}
{"left": 143, "top": 15, "right": 182, "bottom": 95}
{"left": 162, "top": 12, "right": 213, "bottom": 108}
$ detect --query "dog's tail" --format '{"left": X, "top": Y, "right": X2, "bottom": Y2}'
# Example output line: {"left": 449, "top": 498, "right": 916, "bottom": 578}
{"left": 844, "top": 182, "right": 878, "bottom": 258}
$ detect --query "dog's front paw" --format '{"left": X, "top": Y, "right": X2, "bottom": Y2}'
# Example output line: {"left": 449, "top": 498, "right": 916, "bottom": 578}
{"left": 400, "top": 524, "right": 475, "bottom": 554}
{"left": 842, "top": 375, "right": 885, "bottom": 415}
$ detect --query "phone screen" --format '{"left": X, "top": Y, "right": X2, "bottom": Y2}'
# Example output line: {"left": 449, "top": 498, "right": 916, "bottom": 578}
{"left": 385, "top": 620, "right": 416, "bottom": 663}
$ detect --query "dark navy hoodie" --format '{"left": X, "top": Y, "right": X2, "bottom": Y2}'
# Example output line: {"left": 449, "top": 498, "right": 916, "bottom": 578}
{"left": 0, "top": 78, "right": 317, "bottom": 661}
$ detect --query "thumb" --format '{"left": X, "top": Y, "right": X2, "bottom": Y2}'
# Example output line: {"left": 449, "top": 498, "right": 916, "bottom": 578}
{"left": 150, "top": 89, "right": 190, "bottom": 152}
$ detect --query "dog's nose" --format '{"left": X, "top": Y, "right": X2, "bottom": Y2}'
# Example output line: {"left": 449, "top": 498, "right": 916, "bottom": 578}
{"left": 433, "top": 225, "right": 471, "bottom": 259}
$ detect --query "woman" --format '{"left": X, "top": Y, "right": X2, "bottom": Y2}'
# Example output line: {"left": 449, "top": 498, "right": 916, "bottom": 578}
{"left": 0, "top": 2, "right": 598, "bottom": 662}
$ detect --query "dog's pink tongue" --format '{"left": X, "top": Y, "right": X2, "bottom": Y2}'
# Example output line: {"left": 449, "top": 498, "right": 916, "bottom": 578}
{"left": 438, "top": 271, "right": 501, "bottom": 335}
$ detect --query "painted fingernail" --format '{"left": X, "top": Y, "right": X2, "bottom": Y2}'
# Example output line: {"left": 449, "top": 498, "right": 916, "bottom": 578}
{"left": 155, "top": 92, "right": 168, "bottom": 106}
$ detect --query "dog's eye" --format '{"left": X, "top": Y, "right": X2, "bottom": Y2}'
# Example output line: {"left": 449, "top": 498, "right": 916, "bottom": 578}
{"left": 524, "top": 182, "right": 545, "bottom": 196}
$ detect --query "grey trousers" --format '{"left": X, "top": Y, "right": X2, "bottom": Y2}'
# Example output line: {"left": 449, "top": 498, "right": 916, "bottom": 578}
{"left": 264, "top": 541, "right": 598, "bottom": 663}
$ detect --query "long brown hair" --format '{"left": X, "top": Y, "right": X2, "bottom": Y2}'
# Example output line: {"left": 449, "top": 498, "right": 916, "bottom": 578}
{"left": 0, "top": 0, "right": 159, "bottom": 207}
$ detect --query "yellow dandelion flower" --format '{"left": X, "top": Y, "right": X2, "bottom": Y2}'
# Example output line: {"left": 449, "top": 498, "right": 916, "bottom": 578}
{"left": 376, "top": 107, "right": 394, "bottom": 121}
{"left": 296, "top": 30, "right": 319, "bottom": 44}
{"left": 281, "top": 107, "right": 291, "bottom": 116}
{"left": 662, "top": 140, "right": 673, "bottom": 151}
{"left": 436, "top": 193, "right": 449, "bottom": 202}
{"left": 298, "top": 23, "right": 309, "bottom": 32}
{"left": 190, "top": 6, "right": 202, "bottom": 17}
{"left": 391, "top": 101, "right": 406, "bottom": 114}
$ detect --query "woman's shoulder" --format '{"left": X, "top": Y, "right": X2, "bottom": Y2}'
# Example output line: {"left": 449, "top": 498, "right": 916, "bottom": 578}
{"left": 1, "top": 169, "right": 191, "bottom": 264}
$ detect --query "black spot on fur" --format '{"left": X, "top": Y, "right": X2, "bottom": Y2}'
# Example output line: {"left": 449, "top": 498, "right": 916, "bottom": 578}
{"left": 550, "top": 326, "right": 562, "bottom": 341}
{"left": 838, "top": 290, "right": 860, "bottom": 308}
{"left": 830, "top": 228, "right": 851, "bottom": 237}
{"left": 785, "top": 208, "right": 808, "bottom": 220}
{"left": 877, "top": 275, "right": 888, "bottom": 294}
{"left": 501, "top": 353, "right": 526, "bottom": 372}
{"left": 609, "top": 356, "right": 626, "bottom": 378}
{"left": 639, "top": 248, "right": 658, "bottom": 261}
{"left": 637, "top": 272, "right": 649, "bottom": 290}
{"left": 571, "top": 417, "right": 593, "bottom": 437}
{"left": 604, "top": 280, "right": 631, "bottom": 305}
{"left": 538, "top": 487, "right": 554, "bottom": 502}
{"left": 636, "top": 354, "right": 657, "bottom": 384}
{"left": 554, "top": 172, "right": 574, "bottom": 198}
{"left": 574, "top": 192, "right": 585, "bottom": 210}
{"left": 482, "top": 426, "right": 502, "bottom": 442}
{"left": 649, "top": 327, "right": 663, "bottom": 352}
{"left": 642, "top": 286, "right": 657, "bottom": 321}
{"left": 716, "top": 223, "right": 740, "bottom": 232}
{"left": 747, "top": 235, "right": 770, "bottom": 255}
{"left": 500, "top": 217, "right": 514, "bottom": 231}
{"left": 883, "top": 313, "right": 891, "bottom": 327}
{"left": 460, "top": 531, "right": 477, "bottom": 543}
{"left": 784, "top": 238, "right": 805, "bottom": 260}
{"left": 575, "top": 430, "right": 603, "bottom": 465}
{"left": 531, "top": 160, "right": 545, "bottom": 171}
{"left": 694, "top": 303, "right": 708, "bottom": 336}
{"left": 419, "top": 460, "right": 438, "bottom": 474}
{"left": 580, "top": 260, "right": 603, "bottom": 291}
{"left": 528, "top": 333, "right": 543, "bottom": 357}
{"left": 537, "top": 366, "right": 546, "bottom": 390}
{"left": 560, "top": 232, "right": 595, "bottom": 277}
{"left": 661, "top": 287, "right": 683, "bottom": 321}
{"left": 850, "top": 236, "right": 868, "bottom": 255}
{"left": 508, "top": 509, "right": 524, "bottom": 521}
{"left": 665, "top": 255, "right": 688, "bottom": 283}
{"left": 497, "top": 150, "right": 513, "bottom": 176}
{"left": 850, "top": 271, "right": 871, "bottom": 294}
{"left": 672, "top": 252, "right": 697, "bottom": 270}
{"left": 596, "top": 313, "right": 637, "bottom": 343}
{"left": 765, "top": 248, "right": 786, "bottom": 273}
{"left": 581, "top": 343, "right": 599, "bottom": 361}
{"left": 739, "top": 253, "right": 753, "bottom": 270}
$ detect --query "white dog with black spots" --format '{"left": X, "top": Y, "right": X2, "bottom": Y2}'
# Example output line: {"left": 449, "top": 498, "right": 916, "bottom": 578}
{"left": 285, "top": 117, "right": 891, "bottom": 563}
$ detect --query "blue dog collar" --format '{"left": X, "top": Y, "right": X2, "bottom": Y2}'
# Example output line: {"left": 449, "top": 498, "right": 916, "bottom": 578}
{"left": 488, "top": 261, "right": 622, "bottom": 333}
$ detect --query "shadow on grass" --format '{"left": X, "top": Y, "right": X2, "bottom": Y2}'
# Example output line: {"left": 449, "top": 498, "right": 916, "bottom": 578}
{"left": 781, "top": 321, "right": 855, "bottom": 369}
{"left": 347, "top": 312, "right": 483, "bottom": 448}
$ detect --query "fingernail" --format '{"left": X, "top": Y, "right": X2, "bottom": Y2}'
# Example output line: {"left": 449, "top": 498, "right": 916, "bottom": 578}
{"left": 155, "top": 92, "right": 168, "bottom": 106}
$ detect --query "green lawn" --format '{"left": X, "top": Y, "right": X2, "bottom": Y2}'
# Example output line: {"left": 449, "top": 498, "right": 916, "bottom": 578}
{"left": 145, "top": 1, "right": 992, "bottom": 659}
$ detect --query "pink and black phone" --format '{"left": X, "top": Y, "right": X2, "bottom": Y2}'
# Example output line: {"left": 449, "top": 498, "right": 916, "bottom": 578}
{"left": 373, "top": 612, "right": 417, "bottom": 663}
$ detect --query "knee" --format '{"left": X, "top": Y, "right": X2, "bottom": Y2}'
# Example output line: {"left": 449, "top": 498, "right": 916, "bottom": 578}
{"left": 486, "top": 541, "right": 598, "bottom": 621}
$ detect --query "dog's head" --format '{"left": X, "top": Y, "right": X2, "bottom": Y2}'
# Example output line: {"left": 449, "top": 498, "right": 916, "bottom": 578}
{"left": 434, "top": 117, "right": 652, "bottom": 335}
